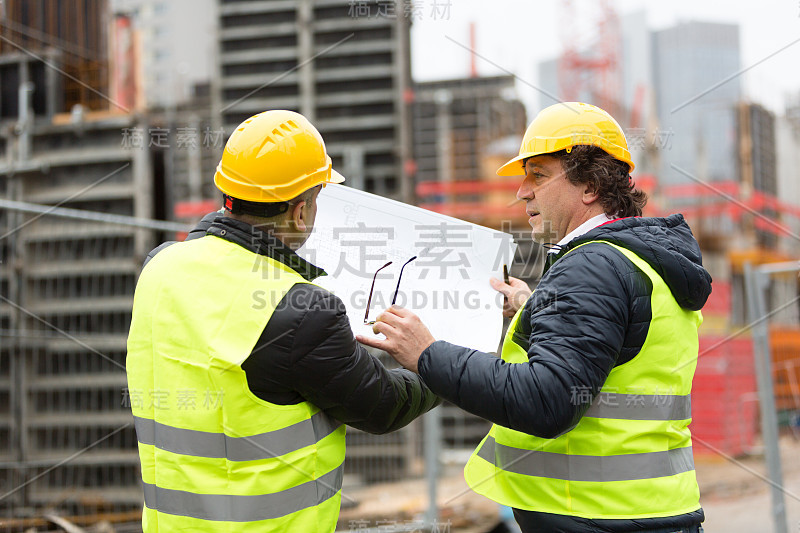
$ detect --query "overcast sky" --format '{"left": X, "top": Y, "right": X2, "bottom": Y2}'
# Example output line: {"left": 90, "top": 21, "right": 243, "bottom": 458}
{"left": 410, "top": 0, "right": 800, "bottom": 116}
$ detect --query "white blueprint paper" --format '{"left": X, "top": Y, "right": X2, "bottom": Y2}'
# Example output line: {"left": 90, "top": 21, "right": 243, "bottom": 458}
{"left": 297, "top": 184, "right": 517, "bottom": 353}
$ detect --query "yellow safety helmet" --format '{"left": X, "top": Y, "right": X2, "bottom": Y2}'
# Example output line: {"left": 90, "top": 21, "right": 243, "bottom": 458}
{"left": 497, "top": 102, "right": 634, "bottom": 176}
{"left": 214, "top": 110, "right": 345, "bottom": 204}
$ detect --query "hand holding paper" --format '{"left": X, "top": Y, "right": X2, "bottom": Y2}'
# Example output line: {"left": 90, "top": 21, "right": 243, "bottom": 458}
{"left": 356, "top": 305, "right": 436, "bottom": 374}
{"left": 489, "top": 276, "right": 533, "bottom": 318}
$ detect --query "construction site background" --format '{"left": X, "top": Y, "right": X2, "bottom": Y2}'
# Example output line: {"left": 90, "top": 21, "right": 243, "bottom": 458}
{"left": 1, "top": 1, "right": 799, "bottom": 532}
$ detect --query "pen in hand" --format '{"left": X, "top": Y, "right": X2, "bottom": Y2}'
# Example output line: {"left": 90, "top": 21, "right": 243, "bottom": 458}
{"left": 503, "top": 265, "right": 510, "bottom": 302}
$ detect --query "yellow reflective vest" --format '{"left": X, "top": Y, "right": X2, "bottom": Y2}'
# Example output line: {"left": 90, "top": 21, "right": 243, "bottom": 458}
{"left": 127, "top": 235, "right": 346, "bottom": 532}
{"left": 464, "top": 241, "right": 702, "bottom": 519}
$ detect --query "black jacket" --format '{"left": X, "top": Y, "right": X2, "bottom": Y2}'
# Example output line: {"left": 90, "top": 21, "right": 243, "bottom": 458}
{"left": 418, "top": 214, "right": 712, "bottom": 532}
{"left": 147, "top": 213, "right": 439, "bottom": 434}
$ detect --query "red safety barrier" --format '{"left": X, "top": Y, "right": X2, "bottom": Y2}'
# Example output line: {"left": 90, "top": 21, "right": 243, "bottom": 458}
{"left": 703, "top": 281, "right": 731, "bottom": 315}
{"left": 690, "top": 336, "right": 757, "bottom": 457}
{"left": 174, "top": 199, "right": 219, "bottom": 218}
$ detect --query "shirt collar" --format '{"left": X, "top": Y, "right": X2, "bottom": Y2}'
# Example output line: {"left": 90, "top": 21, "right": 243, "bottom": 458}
{"left": 205, "top": 216, "right": 326, "bottom": 282}
{"left": 547, "top": 213, "right": 617, "bottom": 254}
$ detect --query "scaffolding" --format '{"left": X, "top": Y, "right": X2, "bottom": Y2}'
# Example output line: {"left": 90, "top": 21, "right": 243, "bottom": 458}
{"left": 0, "top": 0, "right": 111, "bottom": 113}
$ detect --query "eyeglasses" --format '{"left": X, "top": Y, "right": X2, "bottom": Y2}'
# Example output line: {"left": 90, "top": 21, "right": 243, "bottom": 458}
{"left": 364, "top": 256, "right": 417, "bottom": 324}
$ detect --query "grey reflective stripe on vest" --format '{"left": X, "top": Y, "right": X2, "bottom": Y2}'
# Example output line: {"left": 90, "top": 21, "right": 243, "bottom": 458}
{"left": 477, "top": 436, "right": 694, "bottom": 482}
{"left": 143, "top": 462, "right": 343, "bottom": 522}
{"left": 134, "top": 410, "right": 342, "bottom": 461}
{"left": 584, "top": 392, "right": 692, "bottom": 421}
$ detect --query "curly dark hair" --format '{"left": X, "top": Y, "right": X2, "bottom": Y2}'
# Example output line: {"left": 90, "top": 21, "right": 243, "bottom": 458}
{"left": 545, "top": 145, "right": 647, "bottom": 218}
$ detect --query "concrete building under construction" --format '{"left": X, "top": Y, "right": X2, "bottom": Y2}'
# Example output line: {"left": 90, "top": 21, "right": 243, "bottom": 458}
{"left": 0, "top": 108, "right": 159, "bottom": 526}
{"left": 0, "top": 0, "right": 162, "bottom": 525}
{"left": 217, "top": 0, "right": 413, "bottom": 202}
{"left": 411, "top": 74, "right": 527, "bottom": 225}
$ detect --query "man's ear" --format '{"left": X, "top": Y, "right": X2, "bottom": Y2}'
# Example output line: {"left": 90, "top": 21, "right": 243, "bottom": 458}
{"left": 582, "top": 183, "right": 600, "bottom": 205}
{"left": 290, "top": 200, "right": 307, "bottom": 232}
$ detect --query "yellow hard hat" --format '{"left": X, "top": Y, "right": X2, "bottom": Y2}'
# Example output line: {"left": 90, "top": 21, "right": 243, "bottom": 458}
{"left": 214, "top": 110, "right": 345, "bottom": 203}
{"left": 497, "top": 102, "right": 634, "bottom": 176}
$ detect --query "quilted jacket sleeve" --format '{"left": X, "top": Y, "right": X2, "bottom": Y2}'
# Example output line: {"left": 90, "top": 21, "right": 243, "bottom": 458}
{"left": 417, "top": 244, "right": 635, "bottom": 438}
{"left": 242, "top": 284, "right": 440, "bottom": 434}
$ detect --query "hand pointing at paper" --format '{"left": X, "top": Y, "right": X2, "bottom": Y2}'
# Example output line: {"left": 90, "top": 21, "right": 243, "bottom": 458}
{"left": 356, "top": 306, "right": 436, "bottom": 374}
{"left": 357, "top": 275, "right": 529, "bottom": 371}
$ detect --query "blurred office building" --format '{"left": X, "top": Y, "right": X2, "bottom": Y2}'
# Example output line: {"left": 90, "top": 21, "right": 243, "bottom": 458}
{"left": 110, "top": 0, "right": 217, "bottom": 109}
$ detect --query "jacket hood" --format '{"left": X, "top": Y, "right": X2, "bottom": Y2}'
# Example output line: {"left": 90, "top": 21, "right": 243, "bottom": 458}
{"left": 550, "top": 214, "right": 712, "bottom": 311}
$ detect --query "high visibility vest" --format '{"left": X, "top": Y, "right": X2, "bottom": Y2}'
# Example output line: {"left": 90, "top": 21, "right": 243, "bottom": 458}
{"left": 126, "top": 235, "right": 346, "bottom": 532}
{"left": 464, "top": 241, "right": 702, "bottom": 519}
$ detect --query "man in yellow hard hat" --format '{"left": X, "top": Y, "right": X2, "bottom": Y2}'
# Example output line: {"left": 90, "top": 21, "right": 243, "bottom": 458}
{"left": 126, "top": 110, "right": 439, "bottom": 532}
{"left": 359, "top": 102, "right": 710, "bottom": 532}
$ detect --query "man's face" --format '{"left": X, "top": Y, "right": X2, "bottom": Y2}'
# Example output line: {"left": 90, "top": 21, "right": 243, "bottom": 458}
{"left": 516, "top": 155, "right": 590, "bottom": 244}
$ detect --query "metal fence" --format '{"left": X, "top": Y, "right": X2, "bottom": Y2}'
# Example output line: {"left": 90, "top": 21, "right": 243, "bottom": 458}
{"left": 743, "top": 261, "right": 800, "bottom": 533}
